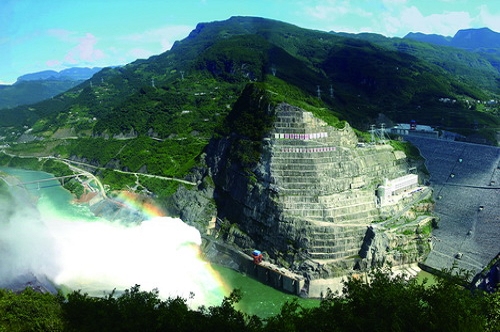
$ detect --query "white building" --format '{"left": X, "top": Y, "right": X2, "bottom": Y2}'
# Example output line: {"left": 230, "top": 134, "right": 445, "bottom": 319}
{"left": 377, "top": 174, "right": 419, "bottom": 206}
{"left": 391, "top": 123, "right": 438, "bottom": 138}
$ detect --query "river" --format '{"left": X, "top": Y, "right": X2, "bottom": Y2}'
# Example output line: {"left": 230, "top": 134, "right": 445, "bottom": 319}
{"left": 0, "top": 167, "right": 319, "bottom": 318}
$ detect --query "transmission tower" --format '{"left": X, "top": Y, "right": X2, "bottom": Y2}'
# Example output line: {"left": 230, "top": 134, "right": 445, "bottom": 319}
{"left": 380, "top": 123, "right": 386, "bottom": 143}
{"left": 151, "top": 78, "right": 155, "bottom": 88}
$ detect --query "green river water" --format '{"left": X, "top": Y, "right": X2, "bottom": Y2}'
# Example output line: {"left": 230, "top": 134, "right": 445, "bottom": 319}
{"left": 0, "top": 167, "right": 319, "bottom": 318}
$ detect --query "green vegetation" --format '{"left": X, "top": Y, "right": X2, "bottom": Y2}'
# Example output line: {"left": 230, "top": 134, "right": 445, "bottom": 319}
{"left": 52, "top": 136, "right": 206, "bottom": 178}
{"left": 1, "top": 16, "right": 499, "bottom": 200}
{"left": 139, "top": 176, "right": 181, "bottom": 197}
{"left": 1, "top": 268, "right": 498, "bottom": 331}
{"left": 417, "top": 221, "right": 434, "bottom": 235}
{"left": 0, "top": 150, "right": 186, "bottom": 200}
{"left": 389, "top": 140, "right": 422, "bottom": 160}
{"left": 3, "top": 17, "right": 499, "bottom": 144}
{"left": 0, "top": 153, "right": 86, "bottom": 197}
{"left": 217, "top": 83, "right": 275, "bottom": 171}
{"left": 0, "top": 288, "right": 64, "bottom": 331}
{"left": 100, "top": 169, "right": 136, "bottom": 192}
{"left": 0, "top": 153, "right": 71, "bottom": 176}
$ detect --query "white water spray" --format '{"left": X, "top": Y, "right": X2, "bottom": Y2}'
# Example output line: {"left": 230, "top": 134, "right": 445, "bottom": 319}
{"left": 0, "top": 176, "right": 225, "bottom": 308}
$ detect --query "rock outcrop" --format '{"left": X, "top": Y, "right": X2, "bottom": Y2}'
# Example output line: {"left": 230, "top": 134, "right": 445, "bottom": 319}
{"left": 206, "top": 102, "right": 433, "bottom": 289}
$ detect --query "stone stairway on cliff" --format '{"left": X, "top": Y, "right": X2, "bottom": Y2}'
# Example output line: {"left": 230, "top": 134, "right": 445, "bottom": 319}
{"left": 268, "top": 104, "right": 408, "bottom": 263}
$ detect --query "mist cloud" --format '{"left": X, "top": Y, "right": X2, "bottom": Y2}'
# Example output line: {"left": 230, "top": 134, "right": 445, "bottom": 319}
{"left": 0, "top": 183, "right": 225, "bottom": 307}
{"left": 0, "top": 186, "right": 59, "bottom": 284}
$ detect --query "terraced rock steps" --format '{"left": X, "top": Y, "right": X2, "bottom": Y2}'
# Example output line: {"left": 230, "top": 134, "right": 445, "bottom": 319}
{"left": 305, "top": 224, "right": 367, "bottom": 262}
{"left": 268, "top": 104, "right": 409, "bottom": 261}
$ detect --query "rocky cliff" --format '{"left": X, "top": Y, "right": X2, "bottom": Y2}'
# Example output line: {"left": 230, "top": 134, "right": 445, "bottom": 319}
{"left": 205, "top": 100, "right": 434, "bottom": 282}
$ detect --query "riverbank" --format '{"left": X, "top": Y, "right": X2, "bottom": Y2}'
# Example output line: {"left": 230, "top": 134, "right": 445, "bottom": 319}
{"left": 202, "top": 236, "right": 307, "bottom": 296}
{"left": 201, "top": 231, "right": 426, "bottom": 298}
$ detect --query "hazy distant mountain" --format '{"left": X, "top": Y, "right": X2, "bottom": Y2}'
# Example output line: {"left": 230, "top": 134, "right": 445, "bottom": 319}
{"left": 0, "top": 67, "right": 102, "bottom": 109}
{"left": 405, "top": 27, "right": 500, "bottom": 50}
{"left": 17, "top": 67, "right": 102, "bottom": 82}
{"left": 452, "top": 27, "right": 500, "bottom": 49}
{"left": 403, "top": 32, "right": 452, "bottom": 47}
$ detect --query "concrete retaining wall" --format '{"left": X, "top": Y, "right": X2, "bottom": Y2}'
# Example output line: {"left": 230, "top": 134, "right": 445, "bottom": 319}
{"left": 202, "top": 237, "right": 306, "bottom": 296}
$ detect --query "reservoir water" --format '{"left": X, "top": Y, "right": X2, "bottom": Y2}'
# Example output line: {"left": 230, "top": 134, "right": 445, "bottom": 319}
{"left": 0, "top": 167, "right": 319, "bottom": 318}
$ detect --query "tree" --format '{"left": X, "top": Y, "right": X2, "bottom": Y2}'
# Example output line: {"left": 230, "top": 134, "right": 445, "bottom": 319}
{"left": 263, "top": 266, "right": 500, "bottom": 332}
{"left": 0, "top": 288, "right": 64, "bottom": 332}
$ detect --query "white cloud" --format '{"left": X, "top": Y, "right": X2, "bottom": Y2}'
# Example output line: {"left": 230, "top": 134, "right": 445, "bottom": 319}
{"left": 302, "top": 0, "right": 373, "bottom": 21}
{"left": 63, "top": 33, "right": 105, "bottom": 65}
{"left": 304, "top": 2, "right": 349, "bottom": 20}
{"left": 298, "top": 0, "right": 490, "bottom": 37}
{"left": 41, "top": 24, "right": 192, "bottom": 72}
{"left": 121, "top": 25, "right": 192, "bottom": 54}
{"left": 398, "top": 7, "right": 472, "bottom": 36}
{"left": 477, "top": 5, "right": 500, "bottom": 32}
{"left": 44, "top": 30, "right": 107, "bottom": 69}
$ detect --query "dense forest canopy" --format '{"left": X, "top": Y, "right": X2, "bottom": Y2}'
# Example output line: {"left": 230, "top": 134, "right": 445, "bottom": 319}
{"left": 1, "top": 268, "right": 498, "bottom": 331}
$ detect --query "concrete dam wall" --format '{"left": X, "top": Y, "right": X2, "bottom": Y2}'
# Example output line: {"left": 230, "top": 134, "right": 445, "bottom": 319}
{"left": 405, "top": 136, "right": 500, "bottom": 275}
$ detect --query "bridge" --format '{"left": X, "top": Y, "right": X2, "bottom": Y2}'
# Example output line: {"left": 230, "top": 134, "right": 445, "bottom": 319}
{"left": 17, "top": 173, "right": 86, "bottom": 190}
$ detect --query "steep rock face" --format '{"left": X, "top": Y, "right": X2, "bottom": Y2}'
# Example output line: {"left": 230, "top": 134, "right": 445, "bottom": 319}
{"left": 168, "top": 171, "right": 217, "bottom": 232}
{"left": 207, "top": 102, "right": 431, "bottom": 275}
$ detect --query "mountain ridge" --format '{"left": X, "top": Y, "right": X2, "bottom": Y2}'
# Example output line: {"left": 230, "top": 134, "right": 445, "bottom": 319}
{"left": 6, "top": 18, "right": 499, "bottom": 132}
{"left": 16, "top": 67, "right": 103, "bottom": 82}
{"left": 2, "top": 17, "right": 499, "bottom": 148}
{"left": 404, "top": 27, "right": 500, "bottom": 50}
{"left": 0, "top": 67, "right": 103, "bottom": 110}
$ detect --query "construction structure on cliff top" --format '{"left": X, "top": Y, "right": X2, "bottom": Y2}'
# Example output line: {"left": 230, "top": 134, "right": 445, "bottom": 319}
{"left": 266, "top": 104, "right": 432, "bottom": 268}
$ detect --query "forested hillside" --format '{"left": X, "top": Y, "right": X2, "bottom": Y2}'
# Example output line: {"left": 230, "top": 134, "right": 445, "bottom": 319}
{"left": 1, "top": 16, "right": 499, "bottom": 199}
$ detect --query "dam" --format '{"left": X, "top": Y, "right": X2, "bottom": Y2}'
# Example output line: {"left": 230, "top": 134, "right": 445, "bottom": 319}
{"left": 405, "top": 136, "right": 500, "bottom": 275}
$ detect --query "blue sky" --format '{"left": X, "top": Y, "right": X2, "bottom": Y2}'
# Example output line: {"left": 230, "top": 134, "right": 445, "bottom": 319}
{"left": 1, "top": 0, "right": 499, "bottom": 84}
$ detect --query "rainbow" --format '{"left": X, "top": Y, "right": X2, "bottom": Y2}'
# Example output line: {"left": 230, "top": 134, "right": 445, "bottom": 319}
{"left": 105, "top": 190, "right": 233, "bottom": 305}
{"left": 113, "top": 191, "right": 166, "bottom": 219}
